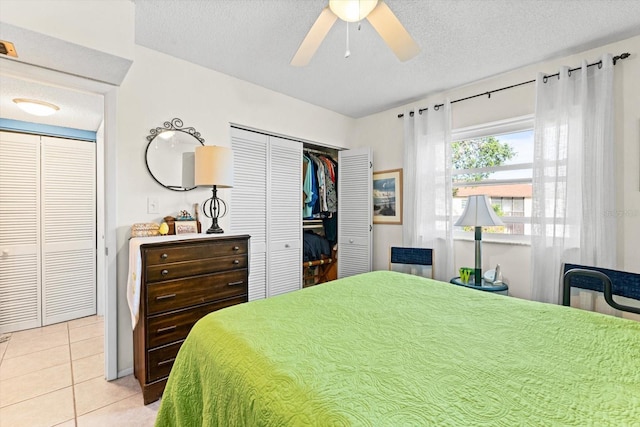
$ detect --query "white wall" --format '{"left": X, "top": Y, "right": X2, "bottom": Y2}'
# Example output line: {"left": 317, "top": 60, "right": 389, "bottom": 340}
{"left": 0, "top": 0, "right": 135, "bottom": 60}
{"left": 115, "top": 45, "right": 356, "bottom": 372}
{"left": 353, "top": 35, "right": 640, "bottom": 299}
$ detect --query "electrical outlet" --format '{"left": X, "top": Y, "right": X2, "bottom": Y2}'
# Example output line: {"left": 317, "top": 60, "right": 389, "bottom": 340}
{"left": 147, "top": 197, "right": 159, "bottom": 214}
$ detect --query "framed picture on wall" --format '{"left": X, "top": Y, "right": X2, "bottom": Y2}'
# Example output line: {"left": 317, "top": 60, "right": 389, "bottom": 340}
{"left": 373, "top": 168, "right": 403, "bottom": 225}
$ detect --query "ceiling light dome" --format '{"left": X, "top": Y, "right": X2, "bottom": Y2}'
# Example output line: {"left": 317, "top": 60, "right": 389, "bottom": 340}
{"left": 13, "top": 98, "right": 60, "bottom": 116}
{"left": 329, "top": 0, "right": 378, "bottom": 22}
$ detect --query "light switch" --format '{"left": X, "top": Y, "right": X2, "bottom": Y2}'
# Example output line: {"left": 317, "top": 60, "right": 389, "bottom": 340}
{"left": 147, "top": 197, "right": 159, "bottom": 214}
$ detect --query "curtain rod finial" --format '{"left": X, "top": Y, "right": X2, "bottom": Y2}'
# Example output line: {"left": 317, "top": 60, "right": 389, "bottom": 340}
{"left": 613, "top": 52, "right": 630, "bottom": 65}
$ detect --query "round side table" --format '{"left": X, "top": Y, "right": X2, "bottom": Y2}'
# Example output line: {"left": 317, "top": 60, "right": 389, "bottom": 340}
{"left": 450, "top": 277, "right": 509, "bottom": 295}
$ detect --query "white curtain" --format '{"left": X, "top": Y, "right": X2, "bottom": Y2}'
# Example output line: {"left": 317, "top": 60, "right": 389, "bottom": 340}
{"left": 530, "top": 54, "right": 616, "bottom": 304}
{"left": 403, "top": 102, "right": 454, "bottom": 282}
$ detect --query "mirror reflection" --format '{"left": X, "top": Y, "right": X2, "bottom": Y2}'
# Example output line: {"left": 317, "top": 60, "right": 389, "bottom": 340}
{"left": 145, "top": 118, "right": 204, "bottom": 191}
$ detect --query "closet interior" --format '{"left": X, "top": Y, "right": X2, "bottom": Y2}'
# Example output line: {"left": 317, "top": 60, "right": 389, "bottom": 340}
{"left": 302, "top": 144, "right": 339, "bottom": 287}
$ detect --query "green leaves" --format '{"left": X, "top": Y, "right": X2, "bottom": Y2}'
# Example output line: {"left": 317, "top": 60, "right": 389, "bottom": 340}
{"left": 452, "top": 136, "right": 516, "bottom": 182}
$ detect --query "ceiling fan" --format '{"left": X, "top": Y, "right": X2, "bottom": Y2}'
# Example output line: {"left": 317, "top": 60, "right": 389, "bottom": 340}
{"left": 291, "top": 0, "right": 420, "bottom": 66}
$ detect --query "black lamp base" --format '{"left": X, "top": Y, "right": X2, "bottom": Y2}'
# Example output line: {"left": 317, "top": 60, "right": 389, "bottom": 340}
{"left": 203, "top": 185, "right": 227, "bottom": 234}
{"left": 206, "top": 221, "right": 224, "bottom": 234}
{"left": 474, "top": 226, "right": 483, "bottom": 286}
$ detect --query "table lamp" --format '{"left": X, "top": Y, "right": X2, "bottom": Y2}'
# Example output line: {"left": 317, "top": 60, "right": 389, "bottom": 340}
{"left": 194, "top": 145, "right": 234, "bottom": 234}
{"left": 454, "top": 195, "right": 503, "bottom": 285}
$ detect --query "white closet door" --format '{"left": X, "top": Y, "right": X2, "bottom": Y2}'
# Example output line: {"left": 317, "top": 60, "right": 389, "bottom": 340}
{"left": 41, "top": 137, "right": 96, "bottom": 325}
{"left": 230, "top": 128, "right": 268, "bottom": 301}
{"left": 267, "top": 137, "right": 301, "bottom": 296}
{"left": 0, "top": 132, "right": 41, "bottom": 333}
{"left": 338, "top": 147, "right": 373, "bottom": 278}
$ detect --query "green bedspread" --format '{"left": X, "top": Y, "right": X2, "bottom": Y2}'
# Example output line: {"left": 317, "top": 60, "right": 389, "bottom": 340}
{"left": 155, "top": 271, "right": 640, "bottom": 426}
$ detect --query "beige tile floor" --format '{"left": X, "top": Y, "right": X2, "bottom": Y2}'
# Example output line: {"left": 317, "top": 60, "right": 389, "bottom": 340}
{"left": 0, "top": 316, "right": 160, "bottom": 427}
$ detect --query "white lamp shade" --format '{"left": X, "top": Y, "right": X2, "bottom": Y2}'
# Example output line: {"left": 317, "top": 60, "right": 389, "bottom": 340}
{"left": 329, "top": 0, "right": 378, "bottom": 22}
{"left": 194, "top": 145, "right": 234, "bottom": 188}
{"left": 454, "top": 195, "right": 504, "bottom": 227}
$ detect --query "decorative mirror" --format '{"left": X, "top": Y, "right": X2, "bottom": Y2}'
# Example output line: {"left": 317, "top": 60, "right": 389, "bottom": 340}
{"left": 145, "top": 118, "right": 205, "bottom": 191}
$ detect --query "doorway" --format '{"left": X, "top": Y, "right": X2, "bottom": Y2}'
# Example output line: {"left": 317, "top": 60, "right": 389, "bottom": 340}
{"left": 0, "top": 58, "right": 117, "bottom": 380}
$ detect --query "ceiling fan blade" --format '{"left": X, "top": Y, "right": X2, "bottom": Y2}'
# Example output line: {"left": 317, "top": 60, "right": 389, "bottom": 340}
{"left": 366, "top": 1, "right": 420, "bottom": 62}
{"left": 291, "top": 6, "right": 338, "bottom": 67}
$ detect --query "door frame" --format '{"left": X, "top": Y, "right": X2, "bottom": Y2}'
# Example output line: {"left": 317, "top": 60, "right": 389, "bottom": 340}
{"left": 0, "top": 57, "right": 118, "bottom": 380}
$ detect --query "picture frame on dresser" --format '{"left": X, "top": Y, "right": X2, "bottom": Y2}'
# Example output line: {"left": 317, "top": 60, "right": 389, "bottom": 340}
{"left": 174, "top": 220, "right": 198, "bottom": 234}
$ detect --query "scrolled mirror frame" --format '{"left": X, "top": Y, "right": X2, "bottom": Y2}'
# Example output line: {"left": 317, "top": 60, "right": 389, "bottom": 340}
{"left": 145, "top": 118, "right": 205, "bottom": 191}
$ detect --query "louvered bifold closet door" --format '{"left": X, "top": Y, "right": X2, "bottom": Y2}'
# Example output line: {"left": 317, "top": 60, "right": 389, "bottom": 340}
{"left": 41, "top": 137, "right": 96, "bottom": 325}
{"left": 0, "top": 132, "right": 41, "bottom": 333}
{"left": 230, "top": 128, "right": 268, "bottom": 301}
{"left": 338, "top": 147, "right": 372, "bottom": 278}
{"left": 267, "top": 137, "right": 302, "bottom": 297}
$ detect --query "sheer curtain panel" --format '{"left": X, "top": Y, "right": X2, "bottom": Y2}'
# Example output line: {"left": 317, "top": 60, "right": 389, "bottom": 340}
{"left": 530, "top": 54, "right": 616, "bottom": 304}
{"left": 402, "top": 102, "right": 454, "bottom": 282}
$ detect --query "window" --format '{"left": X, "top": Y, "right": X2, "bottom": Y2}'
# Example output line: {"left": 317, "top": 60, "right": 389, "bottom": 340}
{"left": 451, "top": 116, "right": 533, "bottom": 241}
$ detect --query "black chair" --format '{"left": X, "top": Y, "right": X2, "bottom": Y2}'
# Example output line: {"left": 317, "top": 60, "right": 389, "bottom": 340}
{"left": 389, "top": 247, "right": 434, "bottom": 279}
{"left": 562, "top": 263, "right": 640, "bottom": 315}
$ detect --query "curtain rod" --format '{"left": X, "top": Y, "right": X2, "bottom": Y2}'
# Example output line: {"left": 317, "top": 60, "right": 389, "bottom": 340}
{"left": 397, "top": 52, "right": 630, "bottom": 118}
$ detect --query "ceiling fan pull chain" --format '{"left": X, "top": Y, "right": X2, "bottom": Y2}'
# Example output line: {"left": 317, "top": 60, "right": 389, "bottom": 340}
{"left": 345, "top": 22, "right": 351, "bottom": 58}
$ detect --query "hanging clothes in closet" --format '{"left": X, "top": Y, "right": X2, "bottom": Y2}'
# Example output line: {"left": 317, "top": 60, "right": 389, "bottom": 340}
{"left": 303, "top": 151, "right": 337, "bottom": 218}
{"left": 303, "top": 151, "right": 338, "bottom": 245}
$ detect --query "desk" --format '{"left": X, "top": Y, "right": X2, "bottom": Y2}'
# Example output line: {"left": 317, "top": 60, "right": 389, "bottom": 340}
{"left": 450, "top": 277, "right": 509, "bottom": 295}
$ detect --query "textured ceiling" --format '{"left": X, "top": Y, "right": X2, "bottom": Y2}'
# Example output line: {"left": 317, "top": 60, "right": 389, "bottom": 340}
{"left": 2, "top": 0, "right": 639, "bottom": 131}
{"left": 0, "top": 74, "right": 103, "bottom": 131}
{"left": 134, "top": 0, "right": 640, "bottom": 118}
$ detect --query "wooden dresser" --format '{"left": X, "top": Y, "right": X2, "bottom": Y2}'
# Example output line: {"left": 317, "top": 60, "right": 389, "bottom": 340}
{"left": 132, "top": 234, "right": 250, "bottom": 404}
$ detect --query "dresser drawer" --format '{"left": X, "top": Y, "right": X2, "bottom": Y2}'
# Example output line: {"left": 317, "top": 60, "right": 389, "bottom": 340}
{"left": 147, "top": 269, "right": 248, "bottom": 315}
{"left": 147, "top": 295, "right": 246, "bottom": 348}
{"left": 144, "top": 239, "right": 248, "bottom": 266}
{"left": 145, "top": 255, "right": 248, "bottom": 283}
{"left": 147, "top": 341, "right": 183, "bottom": 382}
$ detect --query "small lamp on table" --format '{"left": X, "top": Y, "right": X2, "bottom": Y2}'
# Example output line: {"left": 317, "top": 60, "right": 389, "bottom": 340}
{"left": 454, "top": 195, "right": 504, "bottom": 285}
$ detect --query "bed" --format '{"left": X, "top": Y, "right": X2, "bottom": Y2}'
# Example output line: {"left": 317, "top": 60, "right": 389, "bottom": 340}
{"left": 155, "top": 270, "right": 640, "bottom": 426}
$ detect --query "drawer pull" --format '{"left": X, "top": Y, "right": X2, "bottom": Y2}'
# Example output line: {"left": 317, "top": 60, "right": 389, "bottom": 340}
{"left": 161, "top": 269, "right": 169, "bottom": 276}
{"left": 232, "top": 259, "right": 240, "bottom": 265}
{"left": 161, "top": 253, "right": 168, "bottom": 259}
{"left": 233, "top": 246, "right": 240, "bottom": 251}
{"left": 284, "top": 243, "right": 290, "bottom": 248}
{"left": 155, "top": 293, "right": 176, "bottom": 301}
{"left": 156, "top": 325, "right": 176, "bottom": 334}
{"left": 157, "top": 358, "right": 176, "bottom": 367}
{"left": 228, "top": 281, "right": 244, "bottom": 286}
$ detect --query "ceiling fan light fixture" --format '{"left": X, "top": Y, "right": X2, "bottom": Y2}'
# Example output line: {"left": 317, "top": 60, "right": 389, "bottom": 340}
{"left": 329, "top": 0, "right": 378, "bottom": 22}
{"left": 13, "top": 98, "right": 60, "bottom": 116}
{"left": 291, "top": 0, "right": 418, "bottom": 66}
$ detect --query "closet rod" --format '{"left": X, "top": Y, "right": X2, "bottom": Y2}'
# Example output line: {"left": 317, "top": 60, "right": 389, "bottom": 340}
{"left": 397, "top": 52, "right": 630, "bottom": 118}
{"left": 304, "top": 147, "right": 334, "bottom": 156}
